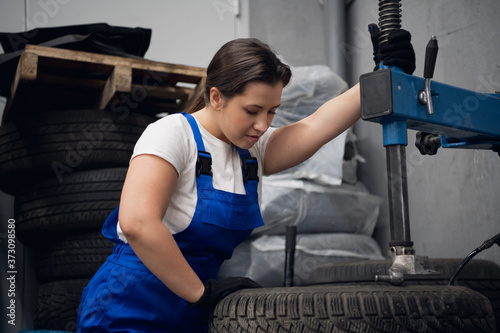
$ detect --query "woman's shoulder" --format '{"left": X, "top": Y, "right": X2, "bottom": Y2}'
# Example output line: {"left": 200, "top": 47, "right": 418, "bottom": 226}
{"left": 147, "top": 113, "right": 190, "bottom": 131}
{"left": 137, "top": 113, "right": 194, "bottom": 144}
{"left": 132, "top": 113, "right": 196, "bottom": 167}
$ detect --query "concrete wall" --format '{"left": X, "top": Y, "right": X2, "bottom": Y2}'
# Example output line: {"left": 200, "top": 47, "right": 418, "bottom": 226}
{"left": 249, "top": 0, "right": 327, "bottom": 66}
{"left": 250, "top": 0, "right": 500, "bottom": 266}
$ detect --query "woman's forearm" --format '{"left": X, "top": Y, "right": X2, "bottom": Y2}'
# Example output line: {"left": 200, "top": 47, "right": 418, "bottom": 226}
{"left": 122, "top": 218, "right": 205, "bottom": 303}
{"left": 264, "top": 83, "right": 361, "bottom": 175}
{"left": 118, "top": 155, "right": 205, "bottom": 304}
{"left": 306, "top": 83, "right": 361, "bottom": 143}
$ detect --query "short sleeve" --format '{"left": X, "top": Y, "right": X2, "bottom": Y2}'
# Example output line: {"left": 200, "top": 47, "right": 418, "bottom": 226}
{"left": 131, "top": 114, "right": 193, "bottom": 175}
{"left": 249, "top": 126, "right": 276, "bottom": 172}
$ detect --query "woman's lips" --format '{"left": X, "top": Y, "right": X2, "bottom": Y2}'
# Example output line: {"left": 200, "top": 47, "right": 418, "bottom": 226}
{"left": 247, "top": 135, "right": 260, "bottom": 143}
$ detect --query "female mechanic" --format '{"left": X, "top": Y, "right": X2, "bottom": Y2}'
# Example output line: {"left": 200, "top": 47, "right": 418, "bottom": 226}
{"left": 77, "top": 26, "right": 415, "bottom": 332}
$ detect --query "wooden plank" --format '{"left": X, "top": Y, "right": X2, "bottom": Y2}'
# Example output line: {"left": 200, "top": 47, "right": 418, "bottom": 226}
{"left": 2, "top": 52, "right": 39, "bottom": 122}
{"left": 18, "top": 52, "right": 39, "bottom": 81}
{"left": 3, "top": 44, "right": 206, "bottom": 121}
{"left": 137, "top": 84, "right": 191, "bottom": 100}
{"left": 97, "top": 65, "right": 131, "bottom": 110}
{"left": 24, "top": 44, "right": 206, "bottom": 78}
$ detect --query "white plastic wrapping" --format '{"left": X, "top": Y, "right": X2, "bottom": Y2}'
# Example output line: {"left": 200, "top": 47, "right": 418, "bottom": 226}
{"left": 272, "top": 65, "right": 349, "bottom": 186}
{"left": 342, "top": 129, "right": 366, "bottom": 185}
{"left": 219, "top": 233, "right": 384, "bottom": 287}
{"left": 273, "top": 65, "right": 348, "bottom": 126}
{"left": 255, "top": 180, "right": 382, "bottom": 236}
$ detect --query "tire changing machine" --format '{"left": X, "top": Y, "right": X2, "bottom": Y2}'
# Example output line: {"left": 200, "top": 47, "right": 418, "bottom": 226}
{"left": 362, "top": 0, "right": 500, "bottom": 285}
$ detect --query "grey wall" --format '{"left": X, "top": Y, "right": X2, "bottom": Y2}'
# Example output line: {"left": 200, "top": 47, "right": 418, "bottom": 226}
{"left": 250, "top": 0, "right": 500, "bottom": 267}
{"left": 250, "top": 0, "right": 327, "bottom": 66}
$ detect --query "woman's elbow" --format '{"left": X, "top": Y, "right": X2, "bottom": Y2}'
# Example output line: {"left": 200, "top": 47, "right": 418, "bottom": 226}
{"left": 118, "top": 213, "right": 146, "bottom": 241}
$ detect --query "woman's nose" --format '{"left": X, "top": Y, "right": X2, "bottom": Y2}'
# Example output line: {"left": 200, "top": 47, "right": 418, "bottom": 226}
{"left": 254, "top": 113, "right": 270, "bottom": 132}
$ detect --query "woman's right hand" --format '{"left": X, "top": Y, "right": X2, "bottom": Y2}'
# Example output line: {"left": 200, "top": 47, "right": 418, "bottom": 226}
{"left": 189, "top": 277, "right": 261, "bottom": 309}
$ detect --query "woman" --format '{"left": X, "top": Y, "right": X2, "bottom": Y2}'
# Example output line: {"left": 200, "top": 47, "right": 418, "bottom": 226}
{"left": 77, "top": 29, "right": 415, "bottom": 332}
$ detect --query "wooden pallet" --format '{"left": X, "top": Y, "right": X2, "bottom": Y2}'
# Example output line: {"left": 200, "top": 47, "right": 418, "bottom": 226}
{"left": 3, "top": 44, "right": 206, "bottom": 121}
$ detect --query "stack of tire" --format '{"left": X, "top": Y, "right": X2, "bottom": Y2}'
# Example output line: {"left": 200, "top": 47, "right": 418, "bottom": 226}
{"left": 0, "top": 109, "right": 155, "bottom": 331}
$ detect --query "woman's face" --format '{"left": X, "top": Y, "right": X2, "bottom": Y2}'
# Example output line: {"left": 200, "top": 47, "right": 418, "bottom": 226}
{"left": 217, "top": 81, "right": 283, "bottom": 149}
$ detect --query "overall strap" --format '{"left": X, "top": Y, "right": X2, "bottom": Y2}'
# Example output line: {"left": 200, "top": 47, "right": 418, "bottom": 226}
{"left": 236, "top": 148, "right": 259, "bottom": 183}
{"left": 182, "top": 112, "right": 205, "bottom": 151}
{"left": 237, "top": 147, "right": 260, "bottom": 197}
{"left": 182, "top": 112, "right": 259, "bottom": 191}
{"left": 182, "top": 112, "right": 212, "bottom": 177}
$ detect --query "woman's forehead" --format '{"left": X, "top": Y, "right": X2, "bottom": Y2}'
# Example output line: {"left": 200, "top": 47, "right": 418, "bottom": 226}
{"left": 238, "top": 81, "right": 283, "bottom": 106}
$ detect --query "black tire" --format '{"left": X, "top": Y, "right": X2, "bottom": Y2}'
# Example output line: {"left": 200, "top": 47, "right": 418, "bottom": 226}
{"left": 15, "top": 168, "right": 126, "bottom": 246}
{"left": 210, "top": 284, "right": 496, "bottom": 333}
{"left": 308, "top": 258, "right": 500, "bottom": 330}
{"left": 308, "top": 259, "right": 500, "bottom": 284}
{"left": 36, "top": 230, "right": 114, "bottom": 283}
{"left": 34, "top": 278, "right": 89, "bottom": 332}
{"left": 0, "top": 109, "right": 154, "bottom": 194}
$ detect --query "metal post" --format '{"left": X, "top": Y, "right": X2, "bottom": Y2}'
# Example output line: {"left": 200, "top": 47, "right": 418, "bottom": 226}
{"left": 284, "top": 226, "right": 296, "bottom": 287}
{"left": 385, "top": 145, "right": 412, "bottom": 246}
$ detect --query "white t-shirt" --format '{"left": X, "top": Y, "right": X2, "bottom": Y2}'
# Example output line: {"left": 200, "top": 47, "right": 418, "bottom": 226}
{"left": 117, "top": 113, "right": 275, "bottom": 241}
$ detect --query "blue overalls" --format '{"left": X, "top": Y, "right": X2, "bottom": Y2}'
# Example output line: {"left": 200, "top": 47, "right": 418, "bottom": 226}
{"left": 77, "top": 112, "right": 264, "bottom": 332}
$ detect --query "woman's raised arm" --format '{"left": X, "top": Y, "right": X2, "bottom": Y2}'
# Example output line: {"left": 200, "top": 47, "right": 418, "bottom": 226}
{"left": 264, "top": 83, "right": 360, "bottom": 175}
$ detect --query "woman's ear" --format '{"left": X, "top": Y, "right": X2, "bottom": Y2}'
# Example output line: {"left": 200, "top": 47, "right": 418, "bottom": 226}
{"left": 209, "top": 87, "right": 224, "bottom": 111}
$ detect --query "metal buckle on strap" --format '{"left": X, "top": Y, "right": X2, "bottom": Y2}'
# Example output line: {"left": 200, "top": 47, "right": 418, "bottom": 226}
{"left": 196, "top": 151, "right": 213, "bottom": 177}
{"left": 242, "top": 157, "right": 259, "bottom": 183}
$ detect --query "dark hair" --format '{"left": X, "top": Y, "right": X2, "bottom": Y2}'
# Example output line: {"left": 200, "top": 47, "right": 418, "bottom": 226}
{"left": 186, "top": 38, "right": 291, "bottom": 113}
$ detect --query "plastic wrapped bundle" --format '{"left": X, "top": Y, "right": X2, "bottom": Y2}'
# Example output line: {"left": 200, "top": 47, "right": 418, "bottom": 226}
{"left": 255, "top": 180, "right": 382, "bottom": 236}
{"left": 219, "top": 233, "right": 384, "bottom": 287}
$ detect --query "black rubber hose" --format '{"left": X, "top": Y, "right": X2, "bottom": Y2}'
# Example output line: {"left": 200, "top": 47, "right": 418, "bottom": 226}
{"left": 448, "top": 232, "right": 500, "bottom": 285}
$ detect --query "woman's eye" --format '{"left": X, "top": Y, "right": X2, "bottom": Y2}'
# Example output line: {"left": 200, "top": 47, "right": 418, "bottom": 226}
{"left": 245, "top": 109, "right": 258, "bottom": 115}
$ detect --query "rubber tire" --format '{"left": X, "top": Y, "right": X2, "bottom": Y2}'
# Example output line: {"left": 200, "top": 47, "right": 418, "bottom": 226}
{"left": 210, "top": 284, "right": 496, "bottom": 333}
{"left": 308, "top": 258, "right": 500, "bottom": 331}
{"left": 34, "top": 278, "right": 89, "bottom": 332}
{"left": 14, "top": 168, "right": 126, "bottom": 246}
{"left": 36, "top": 230, "right": 114, "bottom": 283}
{"left": 0, "top": 109, "right": 154, "bottom": 195}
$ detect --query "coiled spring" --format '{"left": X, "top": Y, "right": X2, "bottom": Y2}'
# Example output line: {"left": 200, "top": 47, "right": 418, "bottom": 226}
{"left": 378, "top": 0, "right": 401, "bottom": 45}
